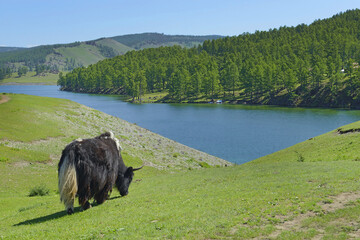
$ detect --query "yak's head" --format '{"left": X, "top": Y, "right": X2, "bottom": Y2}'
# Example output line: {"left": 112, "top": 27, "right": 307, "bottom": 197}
{"left": 116, "top": 165, "right": 143, "bottom": 196}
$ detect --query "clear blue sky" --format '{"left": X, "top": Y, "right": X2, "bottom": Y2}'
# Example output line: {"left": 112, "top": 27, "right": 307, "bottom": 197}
{"left": 1, "top": 0, "right": 360, "bottom": 47}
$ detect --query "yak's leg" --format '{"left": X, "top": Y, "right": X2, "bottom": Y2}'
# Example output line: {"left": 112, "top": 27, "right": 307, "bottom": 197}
{"left": 82, "top": 201, "right": 92, "bottom": 210}
{"left": 94, "top": 191, "right": 108, "bottom": 204}
{"left": 94, "top": 184, "right": 112, "bottom": 204}
{"left": 78, "top": 183, "right": 92, "bottom": 211}
{"left": 66, "top": 199, "right": 75, "bottom": 215}
{"left": 79, "top": 195, "right": 92, "bottom": 211}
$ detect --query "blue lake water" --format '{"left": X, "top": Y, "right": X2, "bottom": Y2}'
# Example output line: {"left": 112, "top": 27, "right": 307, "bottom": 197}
{"left": 1, "top": 85, "right": 360, "bottom": 164}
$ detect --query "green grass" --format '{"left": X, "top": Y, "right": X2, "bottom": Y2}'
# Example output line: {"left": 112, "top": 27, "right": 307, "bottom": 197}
{"left": 55, "top": 44, "right": 105, "bottom": 66}
{"left": 0, "top": 71, "right": 59, "bottom": 85}
{"left": 0, "top": 145, "right": 49, "bottom": 163}
{"left": 124, "top": 91, "right": 168, "bottom": 103}
{"left": 0, "top": 94, "right": 67, "bottom": 142}
{"left": 300, "top": 204, "right": 360, "bottom": 239}
{"left": 255, "top": 121, "right": 360, "bottom": 164}
{"left": 1, "top": 93, "right": 360, "bottom": 239}
{"left": 96, "top": 38, "right": 134, "bottom": 55}
{"left": 1, "top": 159, "right": 359, "bottom": 239}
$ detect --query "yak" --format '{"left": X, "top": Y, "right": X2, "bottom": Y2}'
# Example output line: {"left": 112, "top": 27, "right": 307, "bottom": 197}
{"left": 58, "top": 132, "right": 143, "bottom": 214}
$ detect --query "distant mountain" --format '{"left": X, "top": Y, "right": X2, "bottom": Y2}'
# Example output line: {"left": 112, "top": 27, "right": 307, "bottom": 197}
{"left": 0, "top": 46, "right": 25, "bottom": 53}
{"left": 0, "top": 33, "right": 224, "bottom": 72}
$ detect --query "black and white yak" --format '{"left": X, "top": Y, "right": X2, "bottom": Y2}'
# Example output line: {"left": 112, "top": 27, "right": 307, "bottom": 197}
{"left": 58, "top": 132, "right": 143, "bottom": 214}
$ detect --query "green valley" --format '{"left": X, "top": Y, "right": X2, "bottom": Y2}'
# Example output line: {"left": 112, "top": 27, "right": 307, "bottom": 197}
{"left": 1, "top": 93, "right": 360, "bottom": 239}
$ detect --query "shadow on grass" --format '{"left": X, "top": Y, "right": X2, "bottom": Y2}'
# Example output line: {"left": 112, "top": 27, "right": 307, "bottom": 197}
{"left": 108, "top": 196, "right": 121, "bottom": 200}
{"left": 14, "top": 206, "right": 83, "bottom": 226}
{"left": 14, "top": 196, "right": 123, "bottom": 226}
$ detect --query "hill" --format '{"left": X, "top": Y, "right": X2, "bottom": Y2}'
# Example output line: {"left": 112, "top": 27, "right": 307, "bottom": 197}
{"left": 0, "top": 33, "right": 223, "bottom": 80}
{"left": 59, "top": 9, "right": 360, "bottom": 109}
{"left": 1, "top": 93, "right": 360, "bottom": 239}
{"left": 0, "top": 71, "right": 59, "bottom": 85}
{"left": 111, "top": 32, "right": 223, "bottom": 49}
{"left": 0, "top": 47, "right": 24, "bottom": 53}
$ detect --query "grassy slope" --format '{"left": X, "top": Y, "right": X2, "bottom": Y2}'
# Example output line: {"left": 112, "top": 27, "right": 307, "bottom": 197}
{"left": 55, "top": 44, "right": 106, "bottom": 66}
{"left": 0, "top": 94, "right": 227, "bottom": 168}
{"left": 0, "top": 72, "right": 58, "bottom": 85}
{"left": 96, "top": 38, "right": 134, "bottom": 55}
{"left": 1, "top": 94, "right": 360, "bottom": 239}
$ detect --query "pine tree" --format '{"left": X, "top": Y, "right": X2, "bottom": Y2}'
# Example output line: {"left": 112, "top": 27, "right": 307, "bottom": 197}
{"left": 136, "top": 70, "right": 147, "bottom": 103}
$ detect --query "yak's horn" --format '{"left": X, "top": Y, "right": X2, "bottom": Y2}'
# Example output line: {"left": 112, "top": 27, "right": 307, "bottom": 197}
{"left": 133, "top": 164, "right": 144, "bottom": 171}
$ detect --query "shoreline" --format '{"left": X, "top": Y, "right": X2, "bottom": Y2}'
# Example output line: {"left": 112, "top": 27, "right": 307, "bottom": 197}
{"left": 2, "top": 83, "right": 357, "bottom": 111}
{"left": 58, "top": 87, "right": 357, "bottom": 111}
{"left": 0, "top": 82, "right": 57, "bottom": 86}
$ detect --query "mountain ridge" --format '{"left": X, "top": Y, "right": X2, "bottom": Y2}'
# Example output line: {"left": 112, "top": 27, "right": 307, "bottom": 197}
{"left": 0, "top": 46, "right": 25, "bottom": 53}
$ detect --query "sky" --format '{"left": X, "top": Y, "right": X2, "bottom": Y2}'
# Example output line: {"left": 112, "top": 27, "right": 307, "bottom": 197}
{"left": 1, "top": 0, "right": 360, "bottom": 47}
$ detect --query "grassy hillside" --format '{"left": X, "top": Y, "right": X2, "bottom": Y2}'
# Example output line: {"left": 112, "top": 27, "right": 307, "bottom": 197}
{"left": 0, "top": 71, "right": 58, "bottom": 85}
{"left": 1, "top": 94, "right": 360, "bottom": 239}
{"left": 96, "top": 38, "right": 134, "bottom": 55}
{"left": 0, "top": 93, "right": 227, "bottom": 168}
{"left": 54, "top": 43, "right": 106, "bottom": 67}
{"left": 0, "top": 43, "right": 80, "bottom": 71}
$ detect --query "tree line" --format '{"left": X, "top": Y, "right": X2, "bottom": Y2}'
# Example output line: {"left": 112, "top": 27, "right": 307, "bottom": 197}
{"left": 0, "top": 42, "right": 83, "bottom": 80}
{"left": 0, "top": 42, "right": 82, "bottom": 69}
{"left": 0, "top": 67, "right": 11, "bottom": 80}
{"left": 58, "top": 9, "right": 360, "bottom": 106}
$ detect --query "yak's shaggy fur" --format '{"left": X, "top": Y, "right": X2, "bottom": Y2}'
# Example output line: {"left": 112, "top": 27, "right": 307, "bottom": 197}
{"left": 58, "top": 132, "right": 142, "bottom": 214}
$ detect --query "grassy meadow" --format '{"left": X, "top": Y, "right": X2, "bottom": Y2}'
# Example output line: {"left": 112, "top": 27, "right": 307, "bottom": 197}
{"left": 1, "top": 93, "right": 360, "bottom": 239}
{"left": 0, "top": 72, "right": 58, "bottom": 85}
{"left": 55, "top": 44, "right": 105, "bottom": 67}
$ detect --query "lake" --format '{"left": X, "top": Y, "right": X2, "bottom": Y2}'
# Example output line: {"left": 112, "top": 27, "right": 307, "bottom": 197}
{"left": 1, "top": 85, "right": 360, "bottom": 164}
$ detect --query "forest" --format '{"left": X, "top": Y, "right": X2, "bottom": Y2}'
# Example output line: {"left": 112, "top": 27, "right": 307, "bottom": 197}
{"left": 0, "top": 33, "right": 222, "bottom": 81}
{"left": 59, "top": 9, "right": 360, "bottom": 108}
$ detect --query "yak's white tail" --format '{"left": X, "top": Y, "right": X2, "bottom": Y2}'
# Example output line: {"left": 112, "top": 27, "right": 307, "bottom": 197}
{"left": 58, "top": 154, "right": 78, "bottom": 214}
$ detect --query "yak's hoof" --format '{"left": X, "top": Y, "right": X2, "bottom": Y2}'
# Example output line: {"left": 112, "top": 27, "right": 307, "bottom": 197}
{"left": 67, "top": 208, "right": 74, "bottom": 215}
{"left": 82, "top": 201, "right": 92, "bottom": 210}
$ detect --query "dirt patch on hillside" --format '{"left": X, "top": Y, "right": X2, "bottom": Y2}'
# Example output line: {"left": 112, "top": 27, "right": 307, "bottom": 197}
{"left": 0, "top": 95, "right": 9, "bottom": 104}
{"left": 337, "top": 128, "right": 360, "bottom": 134}
{"left": 11, "top": 161, "right": 31, "bottom": 168}
{"left": 267, "top": 192, "right": 360, "bottom": 239}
